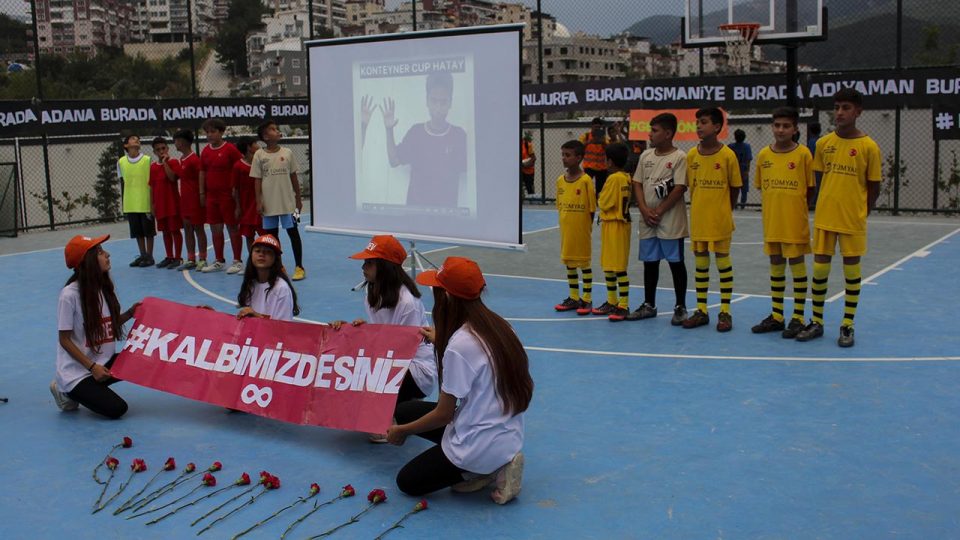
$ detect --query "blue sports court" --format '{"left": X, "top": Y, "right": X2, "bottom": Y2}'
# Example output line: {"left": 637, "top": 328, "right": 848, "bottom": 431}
{"left": 2, "top": 207, "right": 959, "bottom": 539}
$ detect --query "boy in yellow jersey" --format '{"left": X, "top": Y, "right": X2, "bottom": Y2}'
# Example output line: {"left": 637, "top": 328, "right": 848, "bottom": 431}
{"left": 554, "top": 140, "right": 596, "bottom": 315}
{"left": 750, "top": 107, "right": 816, "bottom": 338}
{"left": 593, "top": 143, "right": 633, "bottom": 321}
{"left": 797, "top": 88, "right": 882, "bottom": 347}
{"left": 682, "top": 107, "right": 742, "bottom": 332}
{"left": 117, "top": 134, "right": 155, "bottom": 267}
{"left": 628, "top": 112, "right": 689, "bottom": 325}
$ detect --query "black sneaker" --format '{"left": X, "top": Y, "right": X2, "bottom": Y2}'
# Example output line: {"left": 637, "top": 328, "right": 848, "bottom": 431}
{"left": 607, "top": 306, "right": 629, "bottom": 321}
{"left": 155, "top": 257, "right": 173, "bottom": 268}
{"left": 782, "top": 318, "right": 805, "bottom": 339}
{"left": 554, "top": 298, "right": 580, "bottom": 312}
{"left": 138, "top": 256, "right": 155, "bottom": 267}
{"left": 129, "top": 255, "right": 144, "bottom": 267}
{"left": 796, "top": 321, "right": 824, "bottom": 342}
{"left": 837, "top": 325, "right": 855, "bottom": 348}
{"left": 670, "top": 306, "right": 688, "bottom": 326}
{"left": 751, "top": 314, "right": 785, "bottom": 334}
{"left": 591, "top": 302, "right": 616, "bottom": 316}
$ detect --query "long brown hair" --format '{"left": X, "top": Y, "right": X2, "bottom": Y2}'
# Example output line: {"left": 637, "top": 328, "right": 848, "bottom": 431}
{"left": 65, "top": 247, "right": 122, "bottom": 353}
{"left": 432, "top": 288, "right": 533, "bottom": 416}
{"left": 238, "top": 245, "right": 301, "bottom": 317}
{"left": 367, "top": 258, "right": 420, "bottom": 310}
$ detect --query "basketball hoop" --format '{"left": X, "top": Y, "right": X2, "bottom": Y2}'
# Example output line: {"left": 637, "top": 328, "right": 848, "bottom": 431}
{"left": 718, "top": 22, "right": 760, "bottom": 73}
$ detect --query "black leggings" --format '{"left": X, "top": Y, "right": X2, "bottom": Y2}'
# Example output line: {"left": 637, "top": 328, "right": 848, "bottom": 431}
{"left": 264, "top": 226, "right": 304, "bottom": 268}
{"left": 67, "top": 354, "right": 128, "bottom": 419}
{"left": 394, "top": 400, "right": 467, "bottom": 496}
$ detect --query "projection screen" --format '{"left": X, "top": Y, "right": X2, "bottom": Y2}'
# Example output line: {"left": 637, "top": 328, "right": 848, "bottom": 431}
{"left": 305, "top": 24, "right": 524, "bottom": 250}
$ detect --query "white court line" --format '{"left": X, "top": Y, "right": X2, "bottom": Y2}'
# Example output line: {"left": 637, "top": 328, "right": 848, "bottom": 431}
{"left": 524, "top": 345, "right": 960, "bottom": 362}
{"left": 826, "top": 226, "right": 960, "bottom": 302}
{"left": 523, "top": 225, "right": 560, "bottom": 235}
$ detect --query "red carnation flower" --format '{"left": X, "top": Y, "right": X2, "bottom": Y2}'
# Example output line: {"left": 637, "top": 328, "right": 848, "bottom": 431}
{"left": 341, "top": 484, "right": 356, "bottom": 498}
{"left": 186, "top": 462, "right": 197, "bottom": 473}
{"left": 310, "top": 483, "right": 320, "bottom": 495}
{"left": 367, "top": 488, "right": 387, "bottom": 504}
{"left": 105, "top": 456, "right": 120, "bottom": 470}
{"left": 131, "top": 458, "right": 147, "bottom": 472}
{"left": 210, "top": 461, "right": 222, "bottom": 472}
{"left": 268, "top": 475, "right": 281, "bottom": 490}
{"left": 236, "top": 473, "right": 251, "bottom": 486}
{"left": 203, "top": 473, "right": 217, "bottom": 487}
{"left": 163, "top": 457, "right": 176, "bottom": 471}
{"left": 122, "top": 436, "right": 133, "bottom": 448}
{"left": 414, "top": 499, "right": 428, "bottom": 512}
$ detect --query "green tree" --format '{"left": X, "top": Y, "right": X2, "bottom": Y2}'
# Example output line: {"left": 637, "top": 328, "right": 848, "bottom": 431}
{"left": 0, "top": 13, "right": 29, "bottom": 55}
{"left": 94, "top": 139, "right": 126, "bottom": 221}
{"left": 214, "top": 0, "right": 269, "bottom": 78}
{"left": 913, "top": 25, "right": 959, "bottom": 66}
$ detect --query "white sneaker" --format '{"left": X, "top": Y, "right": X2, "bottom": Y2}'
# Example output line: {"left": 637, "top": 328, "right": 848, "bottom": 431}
{"left": 201, "top": 260, "right": 225, "bottom": 273}
{"left": 226, "top": 260, "right": 244, "bottom": 274}
{"left": 451, "top": 472, "right": 497, "bottom": 493}
{"left": 49, "top": 380, "right": 78, "bottom": 411}
{"left": 490, "top": 452, "right": 524, "bottom": 504}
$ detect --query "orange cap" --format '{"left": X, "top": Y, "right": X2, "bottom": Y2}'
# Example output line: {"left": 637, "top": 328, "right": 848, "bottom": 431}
{"left": 415, "top": 256, "right": 485, "bottom": 300}
{"left": 64, "top": 234, "right": 110, "bottom": 269}
{"left": 252, "top": 234, "right": 282, "bottom": 254}
{"left": 348, "top": 235, "right": 407, "bottom": 266}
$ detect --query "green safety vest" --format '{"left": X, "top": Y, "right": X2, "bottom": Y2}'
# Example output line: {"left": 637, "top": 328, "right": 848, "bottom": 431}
{"left": 118, "top": 155, "right": 151, "bottom": 213}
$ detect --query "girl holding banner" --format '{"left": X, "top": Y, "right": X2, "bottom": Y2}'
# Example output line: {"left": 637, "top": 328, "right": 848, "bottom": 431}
{"left": 386, "top": 256, "right": 533, "bottom": 505}
{"left": 331, "top": 235, "right": 438, "bottom": 443}
{"left": 51, "top": 235, "right": 141, "bottom": 418}
{"left": 236, "top": 234, "right": 300, "bottom": 321}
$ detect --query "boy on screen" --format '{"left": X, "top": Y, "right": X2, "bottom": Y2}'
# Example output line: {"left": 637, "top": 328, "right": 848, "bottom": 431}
{"left": 382, "top": 71, "right": 467, "bottom": 208}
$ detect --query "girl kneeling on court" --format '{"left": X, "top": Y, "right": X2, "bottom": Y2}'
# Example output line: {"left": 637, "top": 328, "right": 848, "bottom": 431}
{"left": 387, "top": 256, "right": 533, "bottom": 505}
{"left": 236, "top": 234, "right": 300, "bottom": 321}
{"left": 330, "top": 235, "right": 438, "bottom": 442}
{"left": 51, "top": 235, "right": 140, "bottom": 419}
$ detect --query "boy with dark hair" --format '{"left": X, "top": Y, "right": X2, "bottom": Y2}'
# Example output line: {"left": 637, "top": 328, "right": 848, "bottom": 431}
{"left": 149, "top": 136, "right": 183, "bottom": 269}
{"left": 170, "top": 129, "right": 207, "bottom": 271}
{"left": 628, "top": 112, "right": 689, "bottom": 324}
{"left": 594, "top": 142, "right": 632, "bottom": 321}
{"left": 199, "top": 118, "right": 244, "bottom": 273}
{"left": 117, "top": 134, "right": 155, "bottom": 267}
{"left": 682, "top": 107, "right": 742, "bottom": 332}
{"left": 233, "top": 136, "right": 261, "bottom": 254}
{"left": 751, "top": 106, "right": 816, "bottom": 338}
{"left": 554, "top": 140, "right": 596, "bottom": 315}
{"left": 382, "top": 71, "right": 467, "bottom": 208}
{"left": 796, "top": 88, "right": 882, "bottom": 347}
{"left": 251, "top": 120, "right": 305, "bottom": 280}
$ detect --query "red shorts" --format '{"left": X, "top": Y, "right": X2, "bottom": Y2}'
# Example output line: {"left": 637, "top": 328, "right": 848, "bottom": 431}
{"left": 180, "top": 186, "right": 204, "bottom": 224}
{"left": 205, "top": 192, "right": 237, "bottom": 225}
{"left": 156, "top": 215, "right": 182, "bottom": 233}
{"left": 239, "top": 224, "right": 266, "bottom": 238}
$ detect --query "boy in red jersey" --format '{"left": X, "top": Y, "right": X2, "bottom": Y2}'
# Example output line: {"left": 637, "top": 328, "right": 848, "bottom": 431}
{"left": 233, "top": 137, "right": 262, "bottom": 254}
{"left": 149, "top": 136, "right": 183, "bottom": 268}
{"left": 170, "top": 129, "right": 208, "bottom": 271}
{"left": 199, "top": 118, "right": 244, "bottom": 273}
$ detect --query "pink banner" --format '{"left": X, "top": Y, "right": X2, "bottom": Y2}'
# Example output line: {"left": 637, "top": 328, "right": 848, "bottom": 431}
{"left": 112, "top": 297, "right": 424, "bottom": 433}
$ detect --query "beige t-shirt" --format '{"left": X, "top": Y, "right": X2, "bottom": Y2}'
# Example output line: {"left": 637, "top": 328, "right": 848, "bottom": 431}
{"left": 634, "top": 148, "right": 689, "bottom": 240}
{"left": 249, "top": 147, "right": 299, "bottom": 216}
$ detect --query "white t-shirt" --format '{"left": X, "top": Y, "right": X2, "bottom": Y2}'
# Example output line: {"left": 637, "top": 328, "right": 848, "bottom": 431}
{"left": 56, "top": 282, "right": 117, "bottom": 392}
{"left": 248, "top": 279, "right": 294, "bottom": 321}
{"left": 249, "top": 147, "right": 299, "bottom": 216}
{"left": 634, "top": 148, "right": 689, "bottom": 240}
{"left": 440, "top": 326, "right": 525, "bottom": 475}
{"left": 364, "top": 287, "right": 437, "bottom": 396}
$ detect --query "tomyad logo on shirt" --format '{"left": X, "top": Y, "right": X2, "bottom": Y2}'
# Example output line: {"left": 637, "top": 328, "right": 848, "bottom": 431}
{"left": 788, "top": 161, "right": 797, "bottom": 169}
{"left": 849, "top": 148, "right": 858, "bottom": 157}
{"left": 714, "top": 162, "right": 721, "bottom": 170}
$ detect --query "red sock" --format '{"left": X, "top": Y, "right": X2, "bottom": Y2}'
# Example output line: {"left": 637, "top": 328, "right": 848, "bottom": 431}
{"left": 213, "top": 229, "right": 225, "bottom": 261}
{"left": 172, "top": 229, "right": 183, "bottom": 259}
{"left": 229, "top": 229, "right": 243, "bottom": 261}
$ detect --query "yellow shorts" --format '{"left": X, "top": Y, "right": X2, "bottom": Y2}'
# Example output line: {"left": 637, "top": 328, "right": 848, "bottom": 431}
{"left": 813, "top": 229, "right": 867, "bottom": 257}
{"left": 691, "top": 239, "right": 731, "bottom": 254}
{"left": 561, "top": 258, "right": 592, "bottom": 269}
{"left": 600, "top": 220, "right": 631, "bottom": 272}
{"left": 764, "top": 241, "right": 811, "bottom": 258}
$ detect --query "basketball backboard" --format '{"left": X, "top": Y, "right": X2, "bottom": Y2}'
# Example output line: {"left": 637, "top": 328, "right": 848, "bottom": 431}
{"left": 682, "top": 0, "right": 826, "bottom": 47}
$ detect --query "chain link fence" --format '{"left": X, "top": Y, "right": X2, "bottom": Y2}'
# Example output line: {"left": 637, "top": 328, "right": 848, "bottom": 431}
{"left": 0, "top": 0, "right": 958, "bottom": 232}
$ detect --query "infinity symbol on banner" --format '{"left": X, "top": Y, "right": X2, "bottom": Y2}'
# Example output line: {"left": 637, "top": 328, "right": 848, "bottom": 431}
{"left": 240, "top": 384, "right": 273, "bottom": 408}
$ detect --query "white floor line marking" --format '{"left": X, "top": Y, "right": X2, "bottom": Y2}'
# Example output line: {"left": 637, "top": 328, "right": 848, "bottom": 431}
{"left": 181, "top": 269, "right": 325, "bottom": 325}
{"left": 523, "top": 345, "right": 960, "bottom": 362}
{"left": 523, "top": 225, "right": 560, "bottom": 235}
{"left": 826, "top": 226, "right": 960, "bottom": 302}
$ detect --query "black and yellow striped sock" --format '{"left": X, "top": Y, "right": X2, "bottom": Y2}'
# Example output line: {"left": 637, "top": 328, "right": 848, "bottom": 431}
{"left": 717, "top": 254, "right": 733, "bottom": 314}
{"left": 770, "top": 263, "right": 786, "bottom": 322}
{"left": 581, "top": 267, "right": 593, "bottom": 303}
{"left": 695, "top": 254, "right": 710, "bottom": 313}
{"left": 790, "top": 261, "right": 808, "bottom": 322}
{"left": 842, "top": 262, "right": 861, "bottom": 327}
{"left": 566, "top": 266, "right": 580, "bottom": 301}
{"left": 604, "top": 271, "right": 617, "bottom": 305}
{"left": 617, "top": 271, "right": 629, "bottom": 309}
{"left": 811, "top": 261, "right": 830, "bottom": 325}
